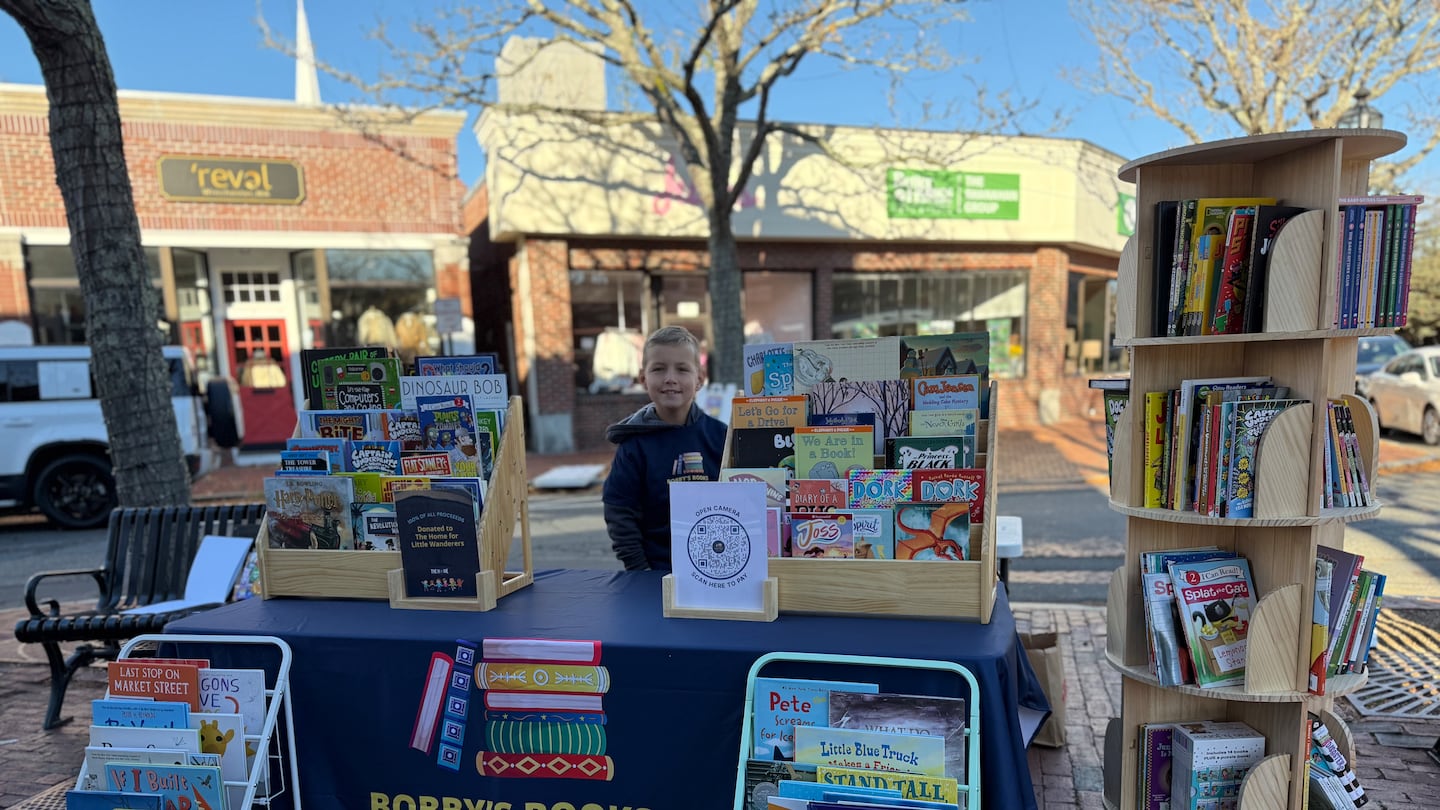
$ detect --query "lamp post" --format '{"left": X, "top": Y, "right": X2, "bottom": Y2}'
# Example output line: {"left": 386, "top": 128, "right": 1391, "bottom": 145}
{"left": 1338, "top": 86, "right": 1384, "bottom": 129}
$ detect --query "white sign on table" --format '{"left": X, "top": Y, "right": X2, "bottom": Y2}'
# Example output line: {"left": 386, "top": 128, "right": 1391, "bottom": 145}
{"left": 669, "top": 481, "right": 768, "bottom": 610}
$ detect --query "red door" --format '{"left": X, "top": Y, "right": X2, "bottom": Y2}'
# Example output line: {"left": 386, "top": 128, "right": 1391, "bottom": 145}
{"left": 228, "top": 319, "right": 297, "bottom": 448}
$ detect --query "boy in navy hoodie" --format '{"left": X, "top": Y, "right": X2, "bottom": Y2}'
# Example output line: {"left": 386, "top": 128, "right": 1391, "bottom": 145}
{"left": 603, "top": 326, "right": 727, "bottom": 571}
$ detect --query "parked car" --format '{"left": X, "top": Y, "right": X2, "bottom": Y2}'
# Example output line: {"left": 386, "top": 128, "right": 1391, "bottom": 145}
{"left": 1365, "top": 345, "right": 1440, "bottom": 446}
{"left": 0, "top": 345, "right": 242, "bottom": 528}
{"left": 1354, "top": 334, "right": 1411, "bottom": 397}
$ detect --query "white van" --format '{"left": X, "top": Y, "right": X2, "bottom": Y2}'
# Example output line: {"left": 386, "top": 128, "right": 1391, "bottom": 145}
{"left": 0, "top": 345, "right": 241, "bottom": 528}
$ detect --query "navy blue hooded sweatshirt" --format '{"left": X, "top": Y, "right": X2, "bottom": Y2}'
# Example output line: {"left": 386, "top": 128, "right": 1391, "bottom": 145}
{"left": 602, "top": 402, "right": 728, "bottom": 571}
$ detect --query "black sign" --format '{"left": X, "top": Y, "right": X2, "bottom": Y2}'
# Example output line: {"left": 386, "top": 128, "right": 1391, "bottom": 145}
{"left": 157, "top": 156, "right": 305, "bottom": 204}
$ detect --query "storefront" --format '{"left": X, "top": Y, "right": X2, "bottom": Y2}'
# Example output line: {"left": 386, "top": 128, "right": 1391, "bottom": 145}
{"left": 0, "top": 84, "right": 469, "bottom": 447}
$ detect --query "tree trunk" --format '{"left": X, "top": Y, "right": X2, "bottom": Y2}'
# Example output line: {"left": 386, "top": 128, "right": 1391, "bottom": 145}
{"left": 3, "top": 0, "right": 190, "bottom": 508}
{"left": 707, "top": 213, "right": 745, "bottom": 387}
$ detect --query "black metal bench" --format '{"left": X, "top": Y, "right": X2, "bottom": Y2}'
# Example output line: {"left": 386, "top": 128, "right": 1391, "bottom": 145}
{"left": 12, "top": 503, "right": 266, "bottom": 729}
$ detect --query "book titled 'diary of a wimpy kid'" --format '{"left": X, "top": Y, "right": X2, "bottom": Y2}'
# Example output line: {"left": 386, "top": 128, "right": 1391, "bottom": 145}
{"left": 752, "top": 677, "right": 878, "bottom": 761}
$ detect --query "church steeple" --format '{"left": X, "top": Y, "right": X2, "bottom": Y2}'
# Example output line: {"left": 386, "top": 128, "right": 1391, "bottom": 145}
{"left": 294, "top": 0, "right": 321, "bottom": 105}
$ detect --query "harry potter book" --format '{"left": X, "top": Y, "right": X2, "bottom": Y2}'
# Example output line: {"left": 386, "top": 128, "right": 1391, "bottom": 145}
{"left": 263, "top": 475, "right": 355, "bottom": 550}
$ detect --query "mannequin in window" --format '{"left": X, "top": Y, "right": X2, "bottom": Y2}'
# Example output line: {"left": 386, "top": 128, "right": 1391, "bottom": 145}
{"left": 239, "top": 349, "right": 287, "bottom": 389}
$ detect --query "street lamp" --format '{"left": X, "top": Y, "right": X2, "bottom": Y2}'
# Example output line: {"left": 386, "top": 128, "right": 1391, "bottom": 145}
{"left": 1338, "top": 87, "right": 1384, "bottom": 129}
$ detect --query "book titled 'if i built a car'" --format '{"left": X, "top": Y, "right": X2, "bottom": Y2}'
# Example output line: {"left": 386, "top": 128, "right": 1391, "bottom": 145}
{"left": 396, "top": 488, "right": 481, "bottom": 599}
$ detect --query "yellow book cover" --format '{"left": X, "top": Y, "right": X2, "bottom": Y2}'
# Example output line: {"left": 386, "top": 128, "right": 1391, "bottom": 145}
{"left": 794, "top": 426, "right": 874, "bottom": 479}
{"left": 731, "top": 395, "right": 808, "bottom": 429}
{"left": 1143, "top": 392, "right": 1167, "bottom": 508}
{"left": 1184, "top": 198, "right": 1276, "bottom": 334}
{"left": 815, "top": 765, "right": 960, "bottom": 804}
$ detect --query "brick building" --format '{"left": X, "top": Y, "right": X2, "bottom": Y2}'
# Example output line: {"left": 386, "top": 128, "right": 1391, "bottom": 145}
{"left": 0, "top": 83, "right": 468, "bottom": 445}
{"left": 467, "top": 41, "right": 1134, "bottom": 454}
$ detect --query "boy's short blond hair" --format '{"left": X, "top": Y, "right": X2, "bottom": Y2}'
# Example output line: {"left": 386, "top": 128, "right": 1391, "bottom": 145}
{"left": 644, "top": 326, "right": 703, "bottom": 365}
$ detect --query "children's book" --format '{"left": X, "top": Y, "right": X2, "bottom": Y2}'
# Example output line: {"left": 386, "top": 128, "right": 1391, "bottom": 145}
{"left": 908, "top": 409, "right": 978, "bottom": 438}
{"left": 400, "top": 372, "right": 508, "bottom": 411}
{"left": 88, "top": 725, "right": 200, "bottom": 755}
{"left": 791, "top": 337, "right": 902, "bottom": 394}
{"left": 731, "top": 395, "right": 808, "bottom": 429}
{"left": 105, "top": 763, "right": 224, "bottom": 810}
{"left": 276, "top": 449, "right": 332, "bottom": 475}
{"left": 416, "top": 394, "right": 482, "bottom": 478}
{"left": 814, "top": 766, "right": 959, "bottom": 805}
{"left": 1209, "top": 206, "right": 1257, "bottom": 335}
{"left": 721, "top": 468, "right": 789, "bottom": 508}
{"left": 794, "top": 724, "right": 946, "bottom": 777}
{"left": 299, "top": 408, "right": 401, "bottom": 442}
{"left": 79, "top": 746, "right": 189, "bottom": 792}
{"left": 898, "top": 333, "right": 990, "bottom": 411}
{"left": 743, "top": 342, "right": 793, "bottom": 396}
{"left": 121, "top": 534, "right": 254, "bottom": 615}
{"left": 894, "top": 502, "right": 971, "bottom": 561}
{"left": 91, "top": 699, "right": 190, "bottom": 729}
{"left": 752, "top": 677, "right": 879, "bottom": 761}
{"left": 1241, "top": 205, "right": 1310, "bottom": 333}
{"left": 317, "top": 356, "right": 403, "bottom": 410}
{"left": 1137, "top": 723, "right": 1174, "bottom": 810}
{"left": 1225, "top": 398, "right": 1306, "bottom": 518}
{"left": 887, "top": 436, "right": 976, "bottom": 470}
{"left": 416, "top": 353, "right": 500, "bottom": 375}
{"left": 909, "top": 374, "right": 982, "bottom": 412}
{"left": 1310, "top": 556, "right": 1333, "bottom": 695}
{"left": 1172, "top": 376, "right": 1270, "bottom": 510}
{"left": 263, "top": 475, "right": 355, "bottom": 550}
{"left": 395, "top": 488, "right": 481, "bottom": 599}
{"left": 807, "top": 379, "right": 912, "bottom": 448}
{"left": 846, "top": 508, "right": 896, "bottom": 560}
{"left": 808, "top": 411, "right": 882, "bottom": 457}
{"left": 348, "top": 440, "right": 402, "bottom": 474}
{"left": 381, "top": 475, "right": 433, "bottom": 502}
{"left": 1143, "top": 391, "right": 1168, "bottom": 508}
{"left": 1182, "top": 198, "right": 1276, "bottom": 335}
{"left": 1141, "top": 573, "right": 1189, "bottom": 687}
{"left": 401, "top": 452, "right": 454, "bottom": 477}
{"left": 188, "top": 711, "right": 247, "bottom": 806}
{"left": 847, "top": 470, "right": 913, "bottom": 509}
{"left": 828, "top": 691, "right": 968, "bottom": 782}
{"left": 1169, "top": 557, "right": 1257, "bottom": 688}
{"left": 284, "top": 437, "right": 346, "bottom": 471}
{"left": 764, "top": 351, "right": 796, "bottom": 396}
{"left": 336, "top": 472, "right": 384, "bottom": 504}
{"left": 789, "top": 513, "right": 856, "bottom": 558}
{"left": 794, "top": 426, "right": 874, "bottom": 479}
{"left": 908, "top": 469, "right": 985, "bottom": 525}
{"left": 355, "top": 503, "right": 399, "bottom": 550}
{"left": 729, "top": 427, "right": 797, "bottom": 473}
{"left": 107, "top": 660, "right": 202, "bottom": 711}
{"left": 766, "top": 507, "right": 785, "bottom": 557}
{"left": 66, "top": 790, "right": 163, "bottom": 810}
{"left": 787, "top": 479, "right": 847, "bottom": 512}
{"left": 299, "top": 346, "right": 388, "bottom": 407}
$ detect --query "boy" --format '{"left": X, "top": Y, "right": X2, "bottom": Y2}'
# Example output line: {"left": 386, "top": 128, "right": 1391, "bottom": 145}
{"left": 603, "top": 326, "right": 727, "bottom": 571}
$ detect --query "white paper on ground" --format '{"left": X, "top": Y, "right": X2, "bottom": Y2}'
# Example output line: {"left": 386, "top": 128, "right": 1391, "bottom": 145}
{"left": 669, "top": 481, "right": 767, "bottom": 610}
{"left": 123, "top": 534, "right": 255, "bottom": 615}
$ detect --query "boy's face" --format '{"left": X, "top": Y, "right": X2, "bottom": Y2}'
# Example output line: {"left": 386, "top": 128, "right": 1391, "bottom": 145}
{"left": 641, "top": 342, "right": 703, "bottom": 424}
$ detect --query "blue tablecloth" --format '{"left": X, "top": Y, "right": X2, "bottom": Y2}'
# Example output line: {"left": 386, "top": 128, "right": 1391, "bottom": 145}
{"left": 168, "top": 569, "right": 1046, "bottom": 810}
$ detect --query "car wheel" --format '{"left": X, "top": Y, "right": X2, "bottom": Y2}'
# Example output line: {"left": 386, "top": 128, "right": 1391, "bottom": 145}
{"left": 33, "top": 453, "right": 116, "bottom": 530}
{"left": 204, "top": 378, "right": 242, "bottom": 449}
{"left": 1424, "top": 407, "right": 1440, "bottom": 446}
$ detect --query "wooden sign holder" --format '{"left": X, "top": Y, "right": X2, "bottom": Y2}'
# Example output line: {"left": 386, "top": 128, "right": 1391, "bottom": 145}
{"left": 661, "top": 574, "right": 780, "bottom": 622}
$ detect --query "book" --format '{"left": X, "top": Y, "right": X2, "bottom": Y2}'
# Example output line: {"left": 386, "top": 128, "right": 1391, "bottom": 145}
{"left": 752, "top": 676, "right": 878, "bottom": 761}
{"left": 1152, "top": 200, "right": 1179, "bottom": 335}
{"left": 794, "top": 724, "right": 946, "bottom": 777}
{"left": 898, "top": 332, "right": 990, "bottom": 412}
{"left": 1169, "top": 558, "right": 1257, "bottom": 688}
{"left": 847, "top": 470, "right": 913, "bottom": 509}
{"left": 190, "top": 711, "right": 248, "bottom": 807}
{"left": 808, "top": 412, "right": 882, "bottom": 456}
{"left": 400, "top": 372, "right": 508, "bottom": 411}
{"left": 284, "top": 437, "right": 346, "bottom": 471}
{"left": 263, "top": 475, "right": 355, "bottom": 550}
{"left": 66, "top": 790, "right": 163, "bottom": 810}
{"left": 299, "top": 346, "right": 389, "bottom": 407}
{"left": 1310, "top": 556, "right": 1333, "bottom": 695}
{"left": 88, "top": 725, "right": 201, "bottom": 755}
{"left": 828, "top": 691, "right": 967, "bottom": 782}
{"left": 1137, "top": 723, "right": 1174, "bottom": 810}
{"left": 395, "top": 488, "right": 481, "bottom": 599}
{"left": 787, "top": 479, "right": 848, "bottom": 512}
{"left": 722, "top": 468, "right": 790, "bottom": 508}
{"left": 107, "top": 660, "right": 202, "bottom": 711}
{"left": 1182, "top": 198, "right": 1276, "bottom": 335}
{"left": 1172, "top": 376, "right": 1270, "bottom": 511}
{"left": 121, "top": 534, "right": 254, "bottom": 615}
{"left": 276, "top": 450, "right": 333, "bottom": 476}
{"left": 909, "top": 374, "right": 981, "bottom": 412}
{"left": 91, "top": 698, "right": 190, "bottom": 729}
{"left": 729, "top": 427, "right": 797, "bottom": 473}
{"left": 1170, "top": 199, "right": 1198, "bottom": 336}
{"left": 764, "top": 352, "right": 796, "bottom": 395}
{"left": 79, "top": 746, "right": 190, "bottom": 792}
{"left": 745, "top": 759, "right": 819, "bottom": 810}
{"left": 887, "top": 436, "right": 975, "bottom": 470}
{"left": 401, "top": 452, "right": 454, "bottom": 477}
{"left": 907, "top": 409, "right": 977, "bottom": 438}
{"left": 105, "top": 763, "right": 224, "bottom": 810}
{"left": 794, "top": 425, "right": 874, "bottom": 479}
{"left": 791, "top": 337, "right": 902, "bottom": 394}
{"left": 1224, "top": 398, "right": 1306, "bottom": 518}
{"left": 744, "top": 342, "right": 794, "bottom": 396}
{"left": 1241, "top": 205, "right": 1309, "bottom": 333}
{"left": 814, "top": 766, "right": 959, "bottom": 804}
{"left": 348, "top": 439, "right": 402, "bottom": 474}
{"left": 894, "top": 502, "right": 971, "bottom": 561}
{"left": 1170, "top": 721, "right": 1265, "bottom": 810}
{"left": 1141, "top": 573, "right": 1189, "bottom": 687}
{"left": 355, "top": 503, "right": 399, "bottom": 550}
{"left": 847, "top": 508, "right": 896, "bottom": 560}
{"left": 732, "top": 395, "right": 808, "bottom": 429}
{"left": 908, "top": 469, "right": 985, "bottom": 524}
{"left": 1209, "top": 206, "right": 1256, "bottom": 334}
{"left": 317, "top": 356, "right": 403, "bottom": 410}
{"left": 416, "top": 353, "right": 500, "bottom": 375}
{"left": 416, "top": 394, "right": 484, "bottom": 478}
{"left": 1143, "top": 391, "right": 1168, "bottom": 508}
{"left": 807, "top": 379, "right": 913, "bottom": 448}
{"left": 789, "top": 513, "right": 856, "bottom": 558}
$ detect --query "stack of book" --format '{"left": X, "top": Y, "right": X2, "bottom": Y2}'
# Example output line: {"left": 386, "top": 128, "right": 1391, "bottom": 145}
{"left": 1323, "top": 399, "right": 1375, "bottom": 509}
{"left": 745, "top": 675, "right": 967, "bottom": 810}
{"left": 1139, "top": 548, "right": 1258, "bottom": 689}
{"left": 1308, "top": 713, "right": 1369, "bottom": 808}
{"left": 1141, "top": 376, "right": 1308, "bottom": 516}
{"left": 1312, "top": 546, "right": 1386, "bottom": 695}
{"left": 1333, "top": 195, "right": 1424, "bottom": 329}
{"left": 723, "top": 333, "right": 989, "bottom": 561}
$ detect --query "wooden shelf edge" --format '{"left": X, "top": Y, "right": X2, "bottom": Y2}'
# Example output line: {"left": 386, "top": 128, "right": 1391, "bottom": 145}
{"left": 1243, "top": 584, "right": 1304, "bottom": 694}
{"left": 1105, "top": 566, "right": 1127, "bottom": 662}
{"left": 1237, "top": 753, "right": 1291, "bottom": 810}
{"left": 1104, "top": 650, "right": 1315, "bottom": 703}
{"left": 1106, "top": 501, "right": 1380, "bottom": 526}
{"left": 1265, "top": 210, "right": 1324, "bottom": 333}
{"left": 1254, "top": 404, "right": 1314, "bottom": 519}
{"left": 1117, "top": 327, "right": 1393, "bottom": 347}
{"left": 1116, "top": 235, "right": 1138, "bottom": 343}
{"left": 661, "top": 574, "right": 779, "bottom": 622}
{"left": 1117, "top": 128, "right": 1405, "bottom": 181}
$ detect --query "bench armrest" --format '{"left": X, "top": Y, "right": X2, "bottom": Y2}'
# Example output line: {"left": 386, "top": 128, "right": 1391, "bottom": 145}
{"left": 23, "top": 568, "right": 107, "bottom": 618}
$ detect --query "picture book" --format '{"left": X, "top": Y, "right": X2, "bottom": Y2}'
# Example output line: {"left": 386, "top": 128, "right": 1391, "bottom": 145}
{"left": 775, "top": 781, "right": 904, "bottom": 803}
{"left": 1169, "top": 557, "right": 1257, "bottom": 688}
{"left": 764, "top": 351, "right": 795, "bottom": 395}
{"left": 752, "top": 677, "right": 878, "bottom": 761}
{"left": 400, "top": 372, "right": 508, "bottom": 411}
{"left": 277, "top": 449, "right": 331, "bottom": 475}
{"left": 65, "top": 790, "right": 163, "bottom": 810}
{"left": 887, "top": 436, "right": 975, "bottom": 470}
{"left": 299, "top": 346, "right": 388, "bottom": 407}
{"left": 815, "top": 766, "right": 959, "bottom": 804}
{"left": 1209, "top": 206, "right": 1256, "bottom": 335}
{"left": 187, "top": 711, "right": 247, "bottom": 799}
{"left": 1171, "top": 721, "right": 1265, "bottom": 809}
{"left": 721, "top": 468, "right": 789, "bottom": 508}
{"left": 909, "top": 374, "right": 982, "bottom": 412}
{"left": 336, "top": 471, "right": 384, "bottom": 504}
{"left": 808, "top": 411, "right": 881, "bottom": 456}
{"left": 908, "top": 468, "right": 985, "bottom": 524}
{"left": 355, "top": 503, "right": 399, "bottom": 550}
{"left": 91, "top": 699, "right": 190, "bottom": 729}
{"left": 766, "top": 507, "right": 785, "bottom": 556}
{"left": 105, "top": 763, "right": 224, "bottom": 810}
{"left": 1242, "top": 206, "right": 1310, "bottom": 333}
{"left": 107, "top": 660, "right": 201, "bottom": 711}
{"left": 299, "top": 408, "right": 401, "bottom": 442}
{"left": 743, "top": 342, "right": 793, "bottom": 396}
{"left": 794, "top": 426, "right": 874, "bottom": 479}
{"left": 787, "top": 479, "right": 848, "bottom": 512}
{"left": 284, "top": 437, "right": 345, "bottom": 471}
{"left": 1310, "top": 556, "right": 1333, "bottom": 695}
{"left": 416, "top": 353, "right": 500, "bottom": 375}
{"left": 894, "top": 502, "right": 971, "bottom": 561}
{"left": 898, "top": 332, "right": 990, "bottom": 411}
{"left": 1143, "top": 391, "right": 1167, "bottom": 508}
{"left": 401, "top": 452, "right": 453, "bottom": 477}
{"left": 263, "top": 475, "right": 355, "bottom": 550}
{"left": 473, "top": 408, "right": 503, "bottom": 461}
{"left": 1173, "top": 376, "right": 1270, "bottom": 511}
{"left": 731, "top": 395, "right": 808, "bottom": 429}
{"left": 729, "top": 427, "right": 796, "bottom": 473}
{"left": 348, "top": 439, "right": 402, "bottom": 474}
{"left": 847, "top": 470, "right": 913, "bottom": 509}
{"left": 789, "top": 513, "right": 856, "bottom": 558}
{"left": 791, "top": 337, "right": 902, "bottom": 394}
{"left": 807, "top": 379, "right": 912, "bottom": 448}
{"left": 1138, "top": 723, "right": 1174, "bottom": 810}
{"left": 744, "top": 759, "right": 819, "bottom": 810}
{"left": 1142, "top": 573, "right": 1190, "bottom": 687}
{"left": 88, "top": 725, "right": 200, "bottom": 755}
{"left": 197, "top": 668, "right": 267, "bottom": 745}
{"left": 794, "top": 724, "right": 946, "bottom": 777}
{"left": 416, "top": 394, "right": 482, "bottom": 478}
{"left": 79, "top": 746, "right": 189, "bottom": 792}
{"left": 381, "top": 475, "right": 432, "bottom": 501}
{"left": 908, "top": 408, "right": 978, "bottom": 438}
{"left": 829, "top": 691, "right": 967, "bottom": 782}
{"left": 317, "top": 356, "right": 403, "bottom": 410}
{"left": 1225, "top": 398, "right": 1306, "bottom": 518}
{"left": 395, "top": 488, "right": 481, "bottom": 599}
{"left": 847, "top": 508, "right": 896, "bottom": 560}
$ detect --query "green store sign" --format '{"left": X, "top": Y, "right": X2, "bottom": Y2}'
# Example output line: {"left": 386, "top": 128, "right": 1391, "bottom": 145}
{"left": 886, "top": 169, "right": 1020, "bottom": 220}
{"left": 1117, "top": 192, "right": 1137, "bottom": 236}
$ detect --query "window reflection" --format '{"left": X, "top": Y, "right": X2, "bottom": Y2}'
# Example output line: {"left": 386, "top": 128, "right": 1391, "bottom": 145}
{"left": 26, "top": 245, "right": 165, "bottom": 346}
{"left": 323, "top": 250, "right": 435, "bottom": 348}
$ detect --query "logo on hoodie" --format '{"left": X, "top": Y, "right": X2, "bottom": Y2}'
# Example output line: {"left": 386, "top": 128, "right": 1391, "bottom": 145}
{"left": 670, "top": 452, "right": 706, "bottom": 480}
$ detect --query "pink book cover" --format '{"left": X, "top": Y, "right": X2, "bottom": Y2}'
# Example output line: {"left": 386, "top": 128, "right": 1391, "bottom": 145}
{"left": 787, "top": 479, "right": 847, "bottom": 512}
{"left": 909, "top": 468, "right": 986, "bottom": 524}
{"left": 789, "top": 513, "right": 856, "bottom": 558}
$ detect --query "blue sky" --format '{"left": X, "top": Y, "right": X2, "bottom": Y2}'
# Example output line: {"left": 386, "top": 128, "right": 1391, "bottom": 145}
{"left": 0, "top": 1, "right": 1430, "bottom": 191}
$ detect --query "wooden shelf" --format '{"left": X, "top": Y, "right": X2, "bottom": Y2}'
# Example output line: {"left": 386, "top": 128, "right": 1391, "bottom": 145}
{"left": 1117, "top": 128, "right": 1405, "bottom": 182}
{"left": 1107, "top": 501, "right": 1382, "bottom": 526}
{"left": 1118, "top": 327, "right": 1393, "bottom": 348}
{"left": 1103, "top": 653, "right": 1368, "bottom": 703}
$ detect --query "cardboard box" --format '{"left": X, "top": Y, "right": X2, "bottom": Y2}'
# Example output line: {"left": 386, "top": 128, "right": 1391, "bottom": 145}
{"left": 1171, "top": 721, "right": 1265, "bottom": 810}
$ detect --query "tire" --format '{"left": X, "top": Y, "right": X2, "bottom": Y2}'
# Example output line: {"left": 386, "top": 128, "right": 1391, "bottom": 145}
{"left": 204, "top": 378, "right": 242, "bottom": 449}
{"left": 1424, "top": 406, "right": 1440, "bottom": 446}
{"left": 33, "top": 453, "right": 116, "bottom": 530}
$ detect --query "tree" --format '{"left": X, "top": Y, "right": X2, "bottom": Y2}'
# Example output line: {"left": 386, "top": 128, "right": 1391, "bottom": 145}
{"left": 1068, "top": 0, "right": 1440, "bottom": 192}
{"left": 0, "top": 0, "right": 190, "bottom": 510}
{"left": 262, "top": 0, "right": 1029, "bottom": 385}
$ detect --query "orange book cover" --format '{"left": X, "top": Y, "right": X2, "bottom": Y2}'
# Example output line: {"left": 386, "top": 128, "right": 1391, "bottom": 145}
{"left": 107, "top": 660, "right": 202, "bottom": 711}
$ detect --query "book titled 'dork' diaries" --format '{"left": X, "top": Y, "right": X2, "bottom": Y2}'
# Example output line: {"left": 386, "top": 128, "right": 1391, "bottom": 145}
{"left": 396, "top": 488, "right": 480, "bottom": 599}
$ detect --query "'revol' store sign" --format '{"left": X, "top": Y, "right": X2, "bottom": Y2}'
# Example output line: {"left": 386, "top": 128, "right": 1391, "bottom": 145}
{"left": 158, "top": 155, "right": 305, "bottom": 204}
{"left": 886, "top": 168, "right": 1020, "bottom": 220}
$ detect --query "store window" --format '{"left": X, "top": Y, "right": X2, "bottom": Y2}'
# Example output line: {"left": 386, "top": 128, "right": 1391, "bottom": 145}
{"left": 571, "top": 269, "right": 646, "bottom": 393}
{"left": 172, "top": 248, "right": 216, "bottom": 381}
{"left": 26, "top": 245, "right": 164, "bottom": 346}
{"left": 831, "top": 270, "right": 1028, "bottom": 377}
{"left": 743, "top": 271, "right": 813, "bottom": 344}
{"left": 1065, "top": 272, "right": 1127, "bottom": 376}
{"left": 323, "top": 249, "right": 434, "bottom": 347}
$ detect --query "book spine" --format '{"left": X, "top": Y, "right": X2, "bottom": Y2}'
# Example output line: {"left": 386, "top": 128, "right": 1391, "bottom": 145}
{"left": 485, "top": 720, "right": 607, "bottom": 755}
{"left": 481, "top": 637, "right": 603, "bottom": 665}
{"left": 411, "top": 653, "right": 453, "bottom": 755}
{"left": 1383, "top": 204, "right": 1401, "bottom": 327}
{"left": 1358, "top": 573, "right": 1386, "bottom": 670}
{"left": 1144, "top": 392, "right": 1167, "bottom": 508}
{"left": 1172, "top": 200, "right": 1198, "bottom": 337}
{"left": 1398, "top": 203, "right": 1417, "bottom": 326}
{"left": 1342, "top": 206, "right": 1361, "bottom": 329}
{"left": 477, "top": 752, "right": 615, "bottom": 780}
{"left": 1210, "top": 209, "right": 1254, "bottom": 334}
{"left": 1341, "top": 402, "right": 1372, "bottom": 507}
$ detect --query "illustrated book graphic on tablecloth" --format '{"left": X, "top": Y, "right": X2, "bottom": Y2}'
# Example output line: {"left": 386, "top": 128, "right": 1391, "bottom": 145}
{"left": 752, "top": 677, "right": 879, "bottom": 761}
{"left": 828, "top": 692, "right": 968, "bottom": 782}
{"left": 263, "top": 475, "right": 355, "bottom": 550}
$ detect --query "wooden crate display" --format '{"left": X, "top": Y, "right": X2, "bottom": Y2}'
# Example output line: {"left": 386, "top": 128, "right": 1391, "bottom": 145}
{"left": 734, "top": 382, "right": 1000, "bottom": 623}
{"left": 256, "top": 395, "right": 533, "bottom": 609}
